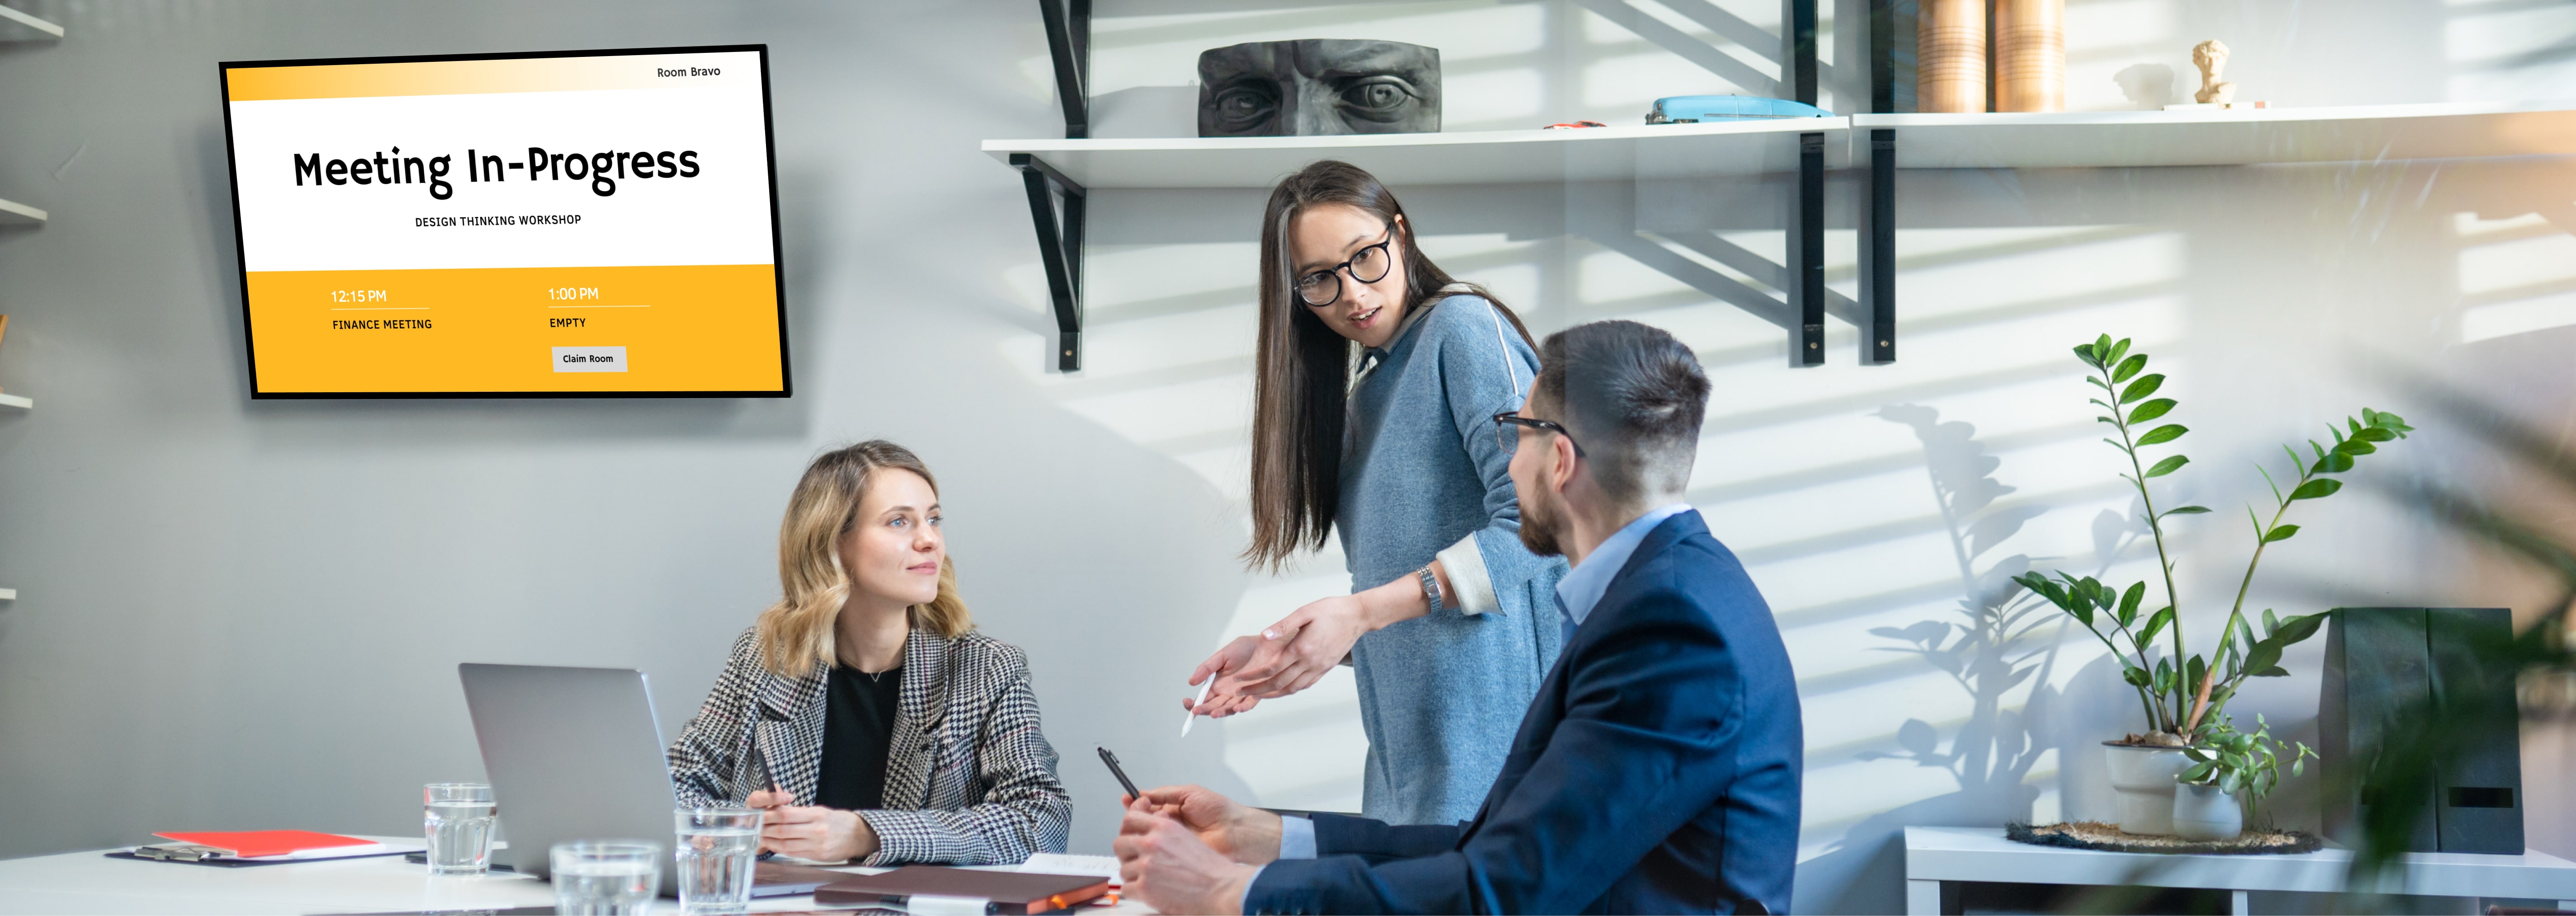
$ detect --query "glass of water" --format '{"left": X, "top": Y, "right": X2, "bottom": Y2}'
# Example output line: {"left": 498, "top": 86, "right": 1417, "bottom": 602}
{"left": 675, "top": 808, "right": 763, "bottom": 915}
{"left": 422, "top": 783, "right": 497, "bottom": 876}
{"left": 550, "top": 841, "right": 661, "bottom": 915}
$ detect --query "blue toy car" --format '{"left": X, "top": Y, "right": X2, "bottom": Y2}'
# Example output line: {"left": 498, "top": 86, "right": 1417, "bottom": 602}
{"left": 1646, "top": 95, "right": 1832, "bottom": 124}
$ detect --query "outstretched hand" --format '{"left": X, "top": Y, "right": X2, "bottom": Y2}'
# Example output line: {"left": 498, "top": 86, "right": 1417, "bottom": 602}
{"left": 1228, "top": 594, "right": 1371, "bottom": 700}
{"left": 1185, "top": 636, "right": 1264, "bottom": 719}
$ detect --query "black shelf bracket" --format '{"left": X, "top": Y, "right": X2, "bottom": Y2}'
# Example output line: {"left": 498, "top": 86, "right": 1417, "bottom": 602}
{"left": 1022, "top": 0, "right": 1091, "bottom": 371}
{"left": 1863, "top": 0, "right": 1899, "bottom": 363}
{"left": 1797, "top": 131, "right": 1826, "bottom": 366}
{"left": 1039, "top": 0, "right": 1090, "bottom": 139}
{"left": 1013, "top": 153, "right": 1086, "bottom": 372}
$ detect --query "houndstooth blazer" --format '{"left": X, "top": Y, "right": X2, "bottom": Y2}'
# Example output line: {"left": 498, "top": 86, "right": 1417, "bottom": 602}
{"left": 666, "top": 626, "right": 1071, "bottom": 865}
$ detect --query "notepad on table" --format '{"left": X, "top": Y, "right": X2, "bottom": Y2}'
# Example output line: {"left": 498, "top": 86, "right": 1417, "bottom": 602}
{"left": 150, "top": 830, "right": 389, "bottom": 860}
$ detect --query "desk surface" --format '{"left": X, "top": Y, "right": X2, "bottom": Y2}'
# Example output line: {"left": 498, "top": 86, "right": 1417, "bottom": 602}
{"left": 0, "top": 837, "right": 1153, "bottom": 915}
{"left": 1904, "top": 826, "right": 2576, "bottom": 899}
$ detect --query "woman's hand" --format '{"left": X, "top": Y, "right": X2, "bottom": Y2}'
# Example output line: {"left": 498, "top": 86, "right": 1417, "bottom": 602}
{"left": 1230, "top": 593, "right": 1373, "bottom": 699}
{"left": 1185, "top": 637, "right": 1264, "bottom": 719}
{"left": 747, "top": 794, "right": 878, "bottom": 863}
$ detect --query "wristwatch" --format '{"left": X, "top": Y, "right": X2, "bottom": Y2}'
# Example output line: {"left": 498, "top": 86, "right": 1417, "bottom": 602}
{"left": 1416, "top": 564, "right": 1444, "bottom": 611}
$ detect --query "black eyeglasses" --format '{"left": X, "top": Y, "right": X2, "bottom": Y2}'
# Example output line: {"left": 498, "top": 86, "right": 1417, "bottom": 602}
{"left": 1493, "top": 411, "right": 1584, "bottom": 457}
{"left": 1296, "top": 225, "right": 1396, "bottom": 307}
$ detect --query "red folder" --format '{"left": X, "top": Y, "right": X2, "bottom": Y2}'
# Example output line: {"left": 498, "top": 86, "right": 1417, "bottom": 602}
{"left": 150, "top": 830, "right": 374, "bottom": 858}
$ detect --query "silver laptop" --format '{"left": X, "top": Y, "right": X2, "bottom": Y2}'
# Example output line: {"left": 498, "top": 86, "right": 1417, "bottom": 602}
{"left": 457, "top": 662, "right": 839, "bottom": 897}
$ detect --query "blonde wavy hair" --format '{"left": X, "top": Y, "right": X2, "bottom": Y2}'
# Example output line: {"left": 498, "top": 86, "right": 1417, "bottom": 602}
{"left": 756, "top": 440, "right": 972, "bottom": 678}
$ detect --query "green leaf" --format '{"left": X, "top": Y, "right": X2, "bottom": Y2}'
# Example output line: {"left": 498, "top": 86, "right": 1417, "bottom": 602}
{"left": 2270, "top": 613, "right": 2324, "bottom": 645}
{"left": 2243, "top": 639, "right": 2283, "bottom": 674}
{"left": 2122, "top": 666, "right": 2152, "bottom": 687}
{"left": 2352, "top": 426, "right": 2395, "bottom": 443}
{"left": 2263, "top": 524, "right": 2301, "bottom": 543}
{"left": 2288, "top": 478, "right": 2343, "bottom": 501}
{"left": 2139, "top": 606, "right": 2176, "bottom": 646}
{"left": 2117, "top": 582, "right": 2145, "bottom": 625}
{"left": 2311, "top": 451, "right": 2355, "bottom": 474}
{"left": 2074, "top": 342, "right": 2103, "bottom": 369}
{"left": 2128, "top": 399, "right": 2176, "bottom": 424}
{"left": 2120, "top": 373, "right": 2166, "bottom": 404}
{"left": 2136, "top": 424, "right": 2188, "bottom": 446}
{"left": 2262, "top": 608, "right": 2281, "bottom": 635}
{"left": 2253, "top": 665, "right": 2289, "bottom": 677}
{"left": 2161, "top": 505, "right": 2211, "bottom": 518}
{"left": 2144, "top": 454, "right": 2191, "bottom": 478}
{"left": 2186, "top": 655, "right": 2209, "bottom": 694}
{"left": 2086, "top": 376, "right": 2111, "bottom": 391}
{"left": 2334, "top": 438, "right": 2378, "bottom": 456}
{"left": 2106, "top": 338, "right": 2133, "bottom": 367}
{"left": 2112, "top": 353, "right": 2148, "bottom": 383}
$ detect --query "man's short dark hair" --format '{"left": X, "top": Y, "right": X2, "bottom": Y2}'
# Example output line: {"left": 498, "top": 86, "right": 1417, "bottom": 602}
{"left": 1530, "top": 320, "right": 1711, "bottom": 504}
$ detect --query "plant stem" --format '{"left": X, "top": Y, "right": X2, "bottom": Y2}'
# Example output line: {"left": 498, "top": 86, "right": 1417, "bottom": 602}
{"left": 2100, "top": 359, "right": 2186, "bottom": 734}
{"left": 2188, "top": 467, "right": 2310, "bottom": 733}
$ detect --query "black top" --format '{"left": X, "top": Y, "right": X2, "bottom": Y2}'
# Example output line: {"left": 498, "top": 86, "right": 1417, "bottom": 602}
{"left": 814, "top": 664, "right": 903, "bottom": 810}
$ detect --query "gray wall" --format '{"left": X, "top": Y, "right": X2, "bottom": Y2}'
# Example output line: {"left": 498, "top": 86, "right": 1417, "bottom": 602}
{"left": 2, "top": 2, "right": 2573, "bottom": 914}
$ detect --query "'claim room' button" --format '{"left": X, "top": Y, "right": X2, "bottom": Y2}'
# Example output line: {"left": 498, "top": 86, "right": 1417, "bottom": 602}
{"left": 553, "top": 346, "right": 628, "bottom": 372}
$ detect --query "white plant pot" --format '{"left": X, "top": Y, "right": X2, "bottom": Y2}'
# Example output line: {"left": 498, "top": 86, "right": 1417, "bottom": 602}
{"left": 2102, "top": 742, "right": 2194, "bottom": 835}
{"left": 2172, "top": 782, "right": 2244, "bottom": 841}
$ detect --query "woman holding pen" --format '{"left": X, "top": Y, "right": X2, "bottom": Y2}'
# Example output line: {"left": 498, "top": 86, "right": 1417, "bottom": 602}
{"left": 1187, "top": 160, "right": 1569, "bottom": 826}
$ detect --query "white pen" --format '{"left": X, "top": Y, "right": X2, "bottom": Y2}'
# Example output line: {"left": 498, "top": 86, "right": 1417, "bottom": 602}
{"left": 1181, "top": 678, "right": 1216, "bottom": 737}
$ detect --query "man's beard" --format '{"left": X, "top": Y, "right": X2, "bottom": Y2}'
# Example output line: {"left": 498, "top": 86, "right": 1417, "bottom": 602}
{"left": 1518, "top": 484, "right": 1566, "bottom": 558}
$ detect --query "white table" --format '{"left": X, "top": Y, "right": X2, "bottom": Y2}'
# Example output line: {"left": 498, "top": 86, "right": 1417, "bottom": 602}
{"left": 0, "top": 836, "right": 1151, "bottom": 915}
{"left": 1905, "top": 826, "right": 2576, "bottom": 916}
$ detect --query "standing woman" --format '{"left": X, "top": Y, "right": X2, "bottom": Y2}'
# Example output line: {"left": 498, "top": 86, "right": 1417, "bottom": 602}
{"left": 1189, "top": 160, "right": 1569, "bottom": 826}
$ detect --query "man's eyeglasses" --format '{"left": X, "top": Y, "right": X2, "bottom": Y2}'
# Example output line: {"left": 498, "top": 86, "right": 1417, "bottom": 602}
{"left": 1493, "top": 411, "right": 1584, "bottom": 457}
{"left": 1296, "top": 225, "right": 1396, "bottom": 307}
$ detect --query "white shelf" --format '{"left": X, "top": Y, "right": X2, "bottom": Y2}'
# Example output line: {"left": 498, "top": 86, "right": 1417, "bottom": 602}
{"left": 0, "top": 3, "right": 62, "bottom": 40}
{"left": 0, "top": 588, "right": 14, "bottom": 601}
{"left": 1856, "top": 101, "right": 2576, "bottom": 169}
{"left": 0, "top": 197, "right": 43, "bottom": 225}
{"left": 0, "top": 393, "right": 28, "bottom": 409}
{"left": 982, "top": 118, "right": 1851, "bottom": 189}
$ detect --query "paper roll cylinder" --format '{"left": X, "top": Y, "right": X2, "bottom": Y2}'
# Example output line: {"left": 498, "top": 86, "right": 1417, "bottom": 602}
{"left": 1917, "top": 0, "right": 1986, "bottom": 113}
{"left": 1995, "top": 0, "right": 2066, "bottom": 112}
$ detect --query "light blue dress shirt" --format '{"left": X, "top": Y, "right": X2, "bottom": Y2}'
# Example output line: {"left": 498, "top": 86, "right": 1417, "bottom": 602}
{"left": 1554, "top": 503, "right": 1697, "bottom": 628}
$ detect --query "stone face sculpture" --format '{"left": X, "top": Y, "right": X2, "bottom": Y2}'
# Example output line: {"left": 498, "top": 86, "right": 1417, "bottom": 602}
{"left": 1197, "top": 40, "right": 1440, "bottom": 137}
{"left": 2192, "top": 39, "right": 2237, "bottom": 104}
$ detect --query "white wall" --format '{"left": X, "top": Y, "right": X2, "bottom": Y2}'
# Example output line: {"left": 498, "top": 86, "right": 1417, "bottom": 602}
{"left": 0, "top": 2, "right": 2571, "bottom": 913}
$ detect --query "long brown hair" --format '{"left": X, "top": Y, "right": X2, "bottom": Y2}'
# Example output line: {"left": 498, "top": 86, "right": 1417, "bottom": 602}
{"left": 1244, "top": 160, "right": 1536, "bottom": 571}
{"left": 757, "top": 440, "right": 973, "bottom": 678}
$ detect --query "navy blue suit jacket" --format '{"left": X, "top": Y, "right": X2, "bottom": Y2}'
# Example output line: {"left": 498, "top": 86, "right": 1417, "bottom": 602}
{"left": 1243, "top": 511, "right": 1803, "bottom": 915}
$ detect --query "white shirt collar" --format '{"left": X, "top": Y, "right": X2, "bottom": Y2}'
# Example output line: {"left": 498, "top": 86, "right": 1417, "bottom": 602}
{"left": 1552, "top": 503, "right": 1697, "bottom": 627}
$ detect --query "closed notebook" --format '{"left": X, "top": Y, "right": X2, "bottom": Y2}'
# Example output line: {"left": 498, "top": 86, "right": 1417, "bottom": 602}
{"left": 813, "top": 866, "right": 1110, "bottom": 914}
{"left": 151, "top": 830, "right": 375, "bottom": 859}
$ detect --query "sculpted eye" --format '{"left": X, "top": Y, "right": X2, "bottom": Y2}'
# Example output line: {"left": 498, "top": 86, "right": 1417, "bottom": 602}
{"left": 1214, "top": 80, "right": 1279, "bottom": 130}
{"left": 1338, "top": 77, "right": 1418, "bottom": 117}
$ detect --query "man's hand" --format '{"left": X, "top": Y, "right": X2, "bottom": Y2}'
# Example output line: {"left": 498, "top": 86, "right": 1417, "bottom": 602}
{"left": 749, "top": 795, "right": 878, "bottom": 863}
{"left": 1125, "top": 784, "right": 1283, "bottom": 864}
{"left": 1116, "top": 794, "right": 1259, "bottom": 916}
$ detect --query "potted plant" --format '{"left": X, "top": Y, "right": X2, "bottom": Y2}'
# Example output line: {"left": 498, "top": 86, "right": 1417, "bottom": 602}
{"left": 2012, "top": 335, "right": 2410, "bottom": 834}
{"left": 2173, "top": 714, "right": 2316, "bottom": 840}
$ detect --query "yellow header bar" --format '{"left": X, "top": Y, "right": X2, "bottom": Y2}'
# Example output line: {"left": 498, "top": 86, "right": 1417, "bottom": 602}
{"left": 226, "top": 53, "right": 749, "bottom": 102}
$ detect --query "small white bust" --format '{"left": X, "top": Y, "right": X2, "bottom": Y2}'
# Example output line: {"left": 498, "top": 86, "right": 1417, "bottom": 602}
{"left": 2192, "top": 40, "right": 2237, "bottom": 104}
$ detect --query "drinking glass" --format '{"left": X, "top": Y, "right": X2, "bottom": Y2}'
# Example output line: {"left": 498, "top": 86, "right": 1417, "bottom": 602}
{"left": 550, "top": 841, "right": 661, "bottom": 915}
{"left": 674, "top": 808, "right": 764, "bottom": 915}
{"left": 422, "top": 783, "right": 497, "bottom": 876}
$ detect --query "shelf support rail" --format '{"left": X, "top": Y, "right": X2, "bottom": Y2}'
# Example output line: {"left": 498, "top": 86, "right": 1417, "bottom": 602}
{"left": 1039, "top": 0, "right": 1091, "bottom": 139}
{"left": 1863, "top": 0, "right": 1899, "bottom": 363}
{"left": 1797, "top": 131, "right": 1825, "bottom": 366}
{"left": 1013, "top": 154, "right": 1086, "bottom": 372}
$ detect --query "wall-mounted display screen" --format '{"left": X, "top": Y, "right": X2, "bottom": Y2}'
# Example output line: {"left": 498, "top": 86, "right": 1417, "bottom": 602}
{"left": 219, "top": 46, "right": 788, "bottom": 398}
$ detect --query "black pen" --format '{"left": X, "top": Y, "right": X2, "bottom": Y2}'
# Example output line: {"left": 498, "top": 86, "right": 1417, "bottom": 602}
{"left": 1098, "top": 746, "right": 1142, "bottom": 802}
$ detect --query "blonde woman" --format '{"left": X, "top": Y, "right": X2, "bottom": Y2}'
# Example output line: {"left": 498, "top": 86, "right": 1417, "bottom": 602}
{"left": 666, "top": 441, "right": 1070, "bottom": 864}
